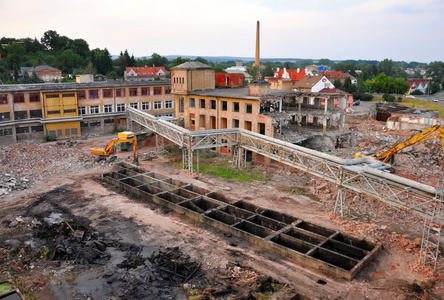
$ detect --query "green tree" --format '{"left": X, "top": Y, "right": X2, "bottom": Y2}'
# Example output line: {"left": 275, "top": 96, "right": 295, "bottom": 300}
{"left": 377, "top": 59, "right": 393, "bottom": 76}
{"left": 392, "top": 77, "right": 410, "bottom": 94}
{"left": 70, "top": 39, "right": 90, "bottom": 59}
{"left": 382, "top": 93, "right": 395, "bottom": 102}
{"left": 195, "top": 57, "right": 209, "bottom": 65}
{"left": 146, "top": 53, "right": 169, "bottom": 68}
{"left": 6, "top": 42, "right": 25, "bottom": 69}
{"left": 91, "top": 48, "right": 113, "bottom": 75}
{"left": 84, "top": 61, "right": 96, "bottom": 75}
{"left": 246, "top": 65, "right": 260, "bottom": 80}
{"left": 117, "top": 50, "right": 136, "bottom": 76}
{"left": 41, "top": 30, "right": 61, "bottom": 51}
{"left": 31, "top": 70, "right": 43, "bottom": 83}
{"left": 57, "top": 49, "right": 83, "bottom": 73}
{"left": 169, "top": 56, "right": 190, "bottom": 68}
{"left": 21, "top": 71, "right": 31, "bottom": 83}
{"left": 318, "top": 58, "right": 333, "bottom": 66}
{"left": 261, "top": 61, "right": 274, "bottom": 77}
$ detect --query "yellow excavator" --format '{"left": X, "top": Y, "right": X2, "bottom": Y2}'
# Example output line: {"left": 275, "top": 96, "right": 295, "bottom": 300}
{"left": 355, "top": 125, "right": 444, "bottom": 164}
{"left": 91, "top": 131, "right": 139, "bottom": 164}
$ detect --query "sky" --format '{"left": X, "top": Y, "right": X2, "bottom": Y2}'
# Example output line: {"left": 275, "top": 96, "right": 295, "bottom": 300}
{"left": 1, "top": 0, "right": 443, "bottom": 63}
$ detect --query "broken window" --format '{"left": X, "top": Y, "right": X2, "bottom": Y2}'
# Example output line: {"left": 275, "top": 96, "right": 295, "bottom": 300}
{"left": 221, "top": 101, "right": 227, "bottom": 111}
{"left": 30, "top": 93, "right": 40, "bottom": 102}
{"left": 0, "top": 112, "right": 11, "bottom": 121}
{"left": 0, "top": 128, "right": 12, "bottom": 136}
{"left": 14, "top": 111, "right": 28, "bottom": 119}
{"left": 0, "top": 94, "right": 8, "bottom": 104}
{"left": 31, "top": 125, "right": 44, "bottom": 132}
{"left": 233, "top": 102, "right": 239, "bottom": 112}
{"left": 200, "top": 99, "right": 205, "bottom": 109}
{"left": 90, "top": 120, "right": 101, "bottom": 127}
{"left": 16, "top": 126, "right": 29, "bottom": 134}
{"left": 245, "top": 104, "right": 252, "bottom": 114}
{"left": 80, "top": 121, "right": 88, "bottom": 128}
{"left": 30, "top": 110, "right": 42, "bottom": 118}
{"left": 14, "top": 93, "right": 25, "bottom": 103}
{"left": 210, "top": 100, "right": 216, "bottom": 110}
{"left": 232, "top": 119, "right": 239, "bottom": 128}
{"left": 189, "top": 98, "right": 195, "bottom": 108}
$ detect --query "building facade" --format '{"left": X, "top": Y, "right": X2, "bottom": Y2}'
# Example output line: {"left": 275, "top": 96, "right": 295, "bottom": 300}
{"left": 125, "top": 66, "right": 167, "bottom": 81}
{"left": 0, "top": 80, "right": 174, "bottom": 144}
{"left": 27, "top": 65, "right": 62, "bottom": 82}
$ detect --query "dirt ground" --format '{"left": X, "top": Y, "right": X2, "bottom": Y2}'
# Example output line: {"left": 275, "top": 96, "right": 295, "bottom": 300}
{"left": 1, "top": 113, "right": 444, "bottom": 299}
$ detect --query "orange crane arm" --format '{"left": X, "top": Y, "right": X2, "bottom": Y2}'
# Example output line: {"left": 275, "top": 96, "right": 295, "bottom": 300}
{"left": 377, "top": 125, "right": 444, "bottom": 163}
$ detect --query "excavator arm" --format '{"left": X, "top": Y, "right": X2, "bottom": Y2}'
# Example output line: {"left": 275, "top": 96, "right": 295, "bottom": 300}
{"left": 376, "top": 125, "right": 444, "bottom": 163}
{"left": 91, "top": 131, "right": 139, "bottom": 164}
{"left": 91, "top": 138, "right": 119, "bottom": 156}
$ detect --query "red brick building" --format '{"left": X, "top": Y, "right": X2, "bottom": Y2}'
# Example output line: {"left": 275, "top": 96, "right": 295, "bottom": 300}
{"left": 215, "top": 73, "right": 243, "bottom": 88}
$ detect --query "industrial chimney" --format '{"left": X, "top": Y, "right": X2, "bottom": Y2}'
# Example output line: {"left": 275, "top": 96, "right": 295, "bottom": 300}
{"left": 254, "top": 21, "right": 260, "bottom": 68}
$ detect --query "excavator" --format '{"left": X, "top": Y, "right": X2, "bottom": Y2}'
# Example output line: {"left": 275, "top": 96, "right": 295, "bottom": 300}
{"left": 355, "top": 125, "right": 444, "bottom": 164}
{"left": 91, "top": 131, "right": 139, "bottom": 164}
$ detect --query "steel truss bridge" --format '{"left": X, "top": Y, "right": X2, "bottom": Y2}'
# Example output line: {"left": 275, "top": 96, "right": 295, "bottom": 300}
{"left": 127, "top": 107, "right": 443, "bottom": 268}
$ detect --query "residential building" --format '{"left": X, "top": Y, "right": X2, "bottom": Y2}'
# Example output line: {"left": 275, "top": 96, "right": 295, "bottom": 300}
{"left": 293, "top": 75, "right": 335, "bottom": 92}
{"left": 265, "top": 68, "right": 311, "bottom": 90}
{"left": 125, "top": 66, "right": 167, "bottom": 81}
{"left": 225, "top": 61, "right": 253, "bottom": 83}
{"left": 27, "top": 65, "right": 62, "bottom": 82}
{"left": 215, "top": 73, "right": 243, "bottom": 88}
{"left": 406, "top": 79, "right": 432, "bottom": 94}
{"left": 0, "top": 80, "right": 174, "bottom": 144}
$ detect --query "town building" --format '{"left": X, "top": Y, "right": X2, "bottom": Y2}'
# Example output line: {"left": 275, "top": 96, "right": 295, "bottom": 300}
{"left": 406, "top": 79, "right": 432, "bottom": 94}
{"left": 125, "top": 66, "right": 167, "bottom": 81}
{"left": 292, "top": 75, "right": 335, "bottom": 92}
{"left": 27, "top": 65, "right": 62, "bottom": 82}
{"left": 215, "top": 73, "right": 243, "bottom": 88}
{"left": 172, "top": 62, "right": 346, "bottom": 157}
{"left": 0, "top": 80, "right": 174, "bottom": 144}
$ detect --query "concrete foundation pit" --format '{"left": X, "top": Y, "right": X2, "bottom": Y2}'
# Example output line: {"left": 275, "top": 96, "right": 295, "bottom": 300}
{"left": 102, "top": 162, "right": 382, "bottom": 280}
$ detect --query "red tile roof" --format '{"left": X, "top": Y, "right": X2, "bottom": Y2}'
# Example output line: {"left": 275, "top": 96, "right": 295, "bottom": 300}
{"left": 273, "top": 69, "right": 307, "bottom": 82}
{"left": 126, "top": 66, "right": 166, "bottom": 77}
{"left": 319, "top": 71, "right": 346, "bottom": 79}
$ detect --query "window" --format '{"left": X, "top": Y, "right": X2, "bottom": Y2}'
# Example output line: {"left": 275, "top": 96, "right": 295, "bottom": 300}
{"left": 89, "top": 90, "right": 99, "bottom": 99}
{"left": 104, "top": 104, "right": 113, "bottom": 113}
{"left": 0, "top": 94, "right": 8, "bottom": 104}
{"left": 232, "top": 119, "right": 239, "bottom": 128}
{"left": 31, "top": 125, "right": 44, "bottom": 132}
{"left": 129, "top": 88, "right": 138, "bottom": 96}
{"left": 16, "top": 127, "right": 29, "bottom": 134}
{"left": 153, "top": 87, "right": 162, "bottom": 95}
{"left": 49, "top": 130, "right": 56, "bottom": 137}
{"left": 14, "top": 93, "right": 25, "bottom": 103}
{"left": 46, "top": 94, "right": 59, "bottom": 99}
{"left": 164, "top": 86, "right": 171, "bottom": 94}
{"left": 141, "top": 87, "right": 150, "bottom": 96}
{"left": 77, "top": 90, "right": 86, "bottom": 100}
{"left": 80, "top": 121, "right": 88, "bottom": 128}
{"left": 47, "top": 110, "right": 60, "bottom": 115}
{"left": 62, "top": 93, "right": 75, "bottom": 98}
{"left": 221, "top": 101, "right": 227, "bottom": 111}
{"left": 116, "top": 88, "right": 125, "bottom": 97}
{"left": 189, "top": 98, "right": 195, "bottom": 108}
{"left": 57, "top": 130, "right": 62, "bottom": 137}
{"left": 116, "top": 104, "right": 126, "bottom": 112}
{"left": 154, "top": 101, "right": 162, "bottom": 110}
{"left": 245, "top": 103, "right": 252, "bottom": 114}
{"left": 30, "top": 110, "right": 42, "bottom": 118}
{"left": 89, "top": 106, "right": 99, "bottom": 114}
{"left": 103, "top": 89, "right": 113, "bottom": 98}
{"left": 71, "top": 128, "right": 78, "bottom": 135}
{"left": 210, "top": 100, "right": 216, "bottom": 109}
{"left": 65, "top": 129, "right": 70, "bottom": 136}
{"left": 200, "top": 99, "right": 205, "bottom": 108}
{"left": 165, "top": 100, "right": 173, "bottom": 109}
{"left": 142, "top": 102, "right": 150, "bottom": 110}
{"left": 14, "top": 111, "right": 28, "bottom": 119}
{"left": 233, "top": 102, "right": 239, "bottom": 112}
{"left": 104, "top": 119, "right": 114, "bottom": 124}
{"left": 30, "top": 93, "right": 40, "bottom": 102}
{"left": 0, "top": 128, "right": 12, "bottom": 136}
{"left": 90, "top": 121, "right": 101, "bottom": 127}
{"left": 179, "top": 97, "right": 184, "bottom": 113}
{"left": 79, "top": 107, "right": 86, "bottom": 115}
{"left": 129, "top": 103, "right": 138, "bottom": 109}
{"left": 64, "top": 109, "right": 76, "bottom": 114}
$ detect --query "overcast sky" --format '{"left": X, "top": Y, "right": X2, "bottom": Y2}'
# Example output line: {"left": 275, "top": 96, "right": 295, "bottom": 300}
{"left": 1, "top": 0, "right": 443, "bottom": 63}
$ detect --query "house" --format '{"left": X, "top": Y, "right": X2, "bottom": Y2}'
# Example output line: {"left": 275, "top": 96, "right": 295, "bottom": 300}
{"left": 225, "top": 61, "right": 253, "bottom": 83}
{"left": 406, "top": 79, "right": 432, "bottom": 94}
{"left": 319, "top": 88, "right": 354, "bottom": 108}
{"left": 293, "top": 75, "right": 335, "bottom": 92}
{"left": 125, "top": 66, "right": 167, "bottom": 81}
{"left": 27, "top": 65, "right": 62, "bottom": 82}
{"left": 265, "top": 68, "right": 312, "bottom": 90}
{"left": 319, "top": 71, "right": 357, "bottom": 85}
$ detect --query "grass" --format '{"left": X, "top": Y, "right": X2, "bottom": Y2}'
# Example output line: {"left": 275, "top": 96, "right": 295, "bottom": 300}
{"left": 197, "top": 164, "right": 270, "bottom": 183}
{"left": 369, "top": 96, "right": 444, "bottom": 116}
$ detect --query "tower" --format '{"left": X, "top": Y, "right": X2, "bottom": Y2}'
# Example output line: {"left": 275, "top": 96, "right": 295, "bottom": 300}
{"left": 254, "top": 21, "right": 260, "bottom": 68}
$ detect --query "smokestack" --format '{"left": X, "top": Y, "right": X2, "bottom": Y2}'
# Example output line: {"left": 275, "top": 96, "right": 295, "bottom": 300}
{"left": 254, "top": 21, "right": 260, "bottom": 68}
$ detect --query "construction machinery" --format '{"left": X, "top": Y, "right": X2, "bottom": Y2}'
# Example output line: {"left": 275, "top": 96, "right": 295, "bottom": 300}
{"left": 91, "top": 131, "right": 139, "bottom": 164}
{"left": 355, "top": 125, "right": 444, "bottom": 164}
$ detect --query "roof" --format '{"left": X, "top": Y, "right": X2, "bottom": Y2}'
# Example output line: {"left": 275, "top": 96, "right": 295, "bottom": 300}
{"left": 0, "top": 80, "right": 172, "bottom": 93}
{"left": 30, "top": 65, "right": 61, "bottom": 72}
{"left": 171, "top": 61, "right": 214, "bottom": 70}
{"left": 293, "top": 75, "right": 324, "bottom": 88}
{"left": 406, "top": 79, "right": 431, "bottom": 86}
{"left": 126, "top": 66, "right": 166, "bottom": 77}
{"left": 273, "top": 69, "right": 306, "bottom": 82}
{"left": 319, "top": 88, "right": 351, "bottom": 95}
{"left": 320, "top": 71, "right": 346, "bottom": 79}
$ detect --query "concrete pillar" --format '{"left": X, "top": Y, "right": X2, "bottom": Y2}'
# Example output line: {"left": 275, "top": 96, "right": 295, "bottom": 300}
{"left": 323, "top": 98, "right": 328, "bottom": 134}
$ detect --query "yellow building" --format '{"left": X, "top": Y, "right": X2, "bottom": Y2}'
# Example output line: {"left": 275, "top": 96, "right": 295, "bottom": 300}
{"left": 0, "top": 80, "right": 174, "bottom": 144}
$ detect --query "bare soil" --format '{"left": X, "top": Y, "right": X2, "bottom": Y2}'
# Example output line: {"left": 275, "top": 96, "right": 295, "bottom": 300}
{"left": 0, "top": 123, "right": 443, "bottom": 299}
